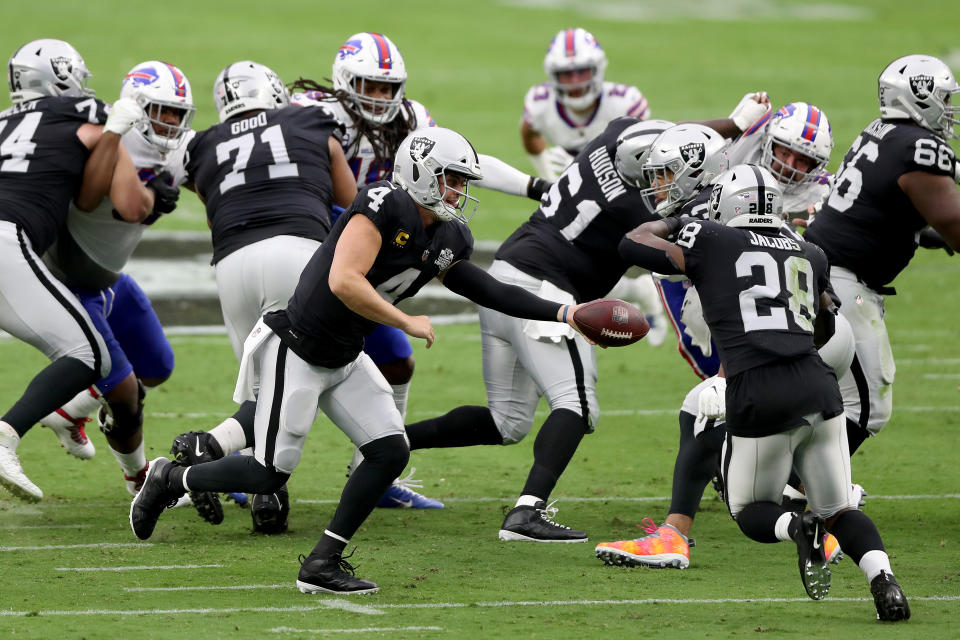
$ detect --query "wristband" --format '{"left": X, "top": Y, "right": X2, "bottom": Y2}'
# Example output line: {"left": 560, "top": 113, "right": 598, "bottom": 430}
{"left": 562, "top": 305, "right": 569, "bottom": 323}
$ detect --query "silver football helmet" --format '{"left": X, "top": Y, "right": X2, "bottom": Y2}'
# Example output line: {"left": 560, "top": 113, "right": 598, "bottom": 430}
{"left": 120, "top": 61, "right": 195, "bottom": 151}
{"left": 213, "top": 61, "right": 289, "bottom": 123}
{"left": 543, "top": 28, "right": 607, "bottom": 110}
{"left": 332, "top": 32, "right": 407, "bottom": 124}
{"left": 393, "top": 127, "right": 483, "bottom": 223}
{"left": 640, "top": 124, "right": 729, "bottom": 216}
{"left": 760, "top": 102, "right": 833, "bottom": 185}
{"left": 8, "top": 39, "right": 93, "bottom": 104}
{"left": 614, "top": 119, "right": 676, "bottom": 188}
{"left": 878, "top": 54, "right": 960, "bottom": 139}
{"left": 709, "top": 164, "right": 783, "bottom": 230}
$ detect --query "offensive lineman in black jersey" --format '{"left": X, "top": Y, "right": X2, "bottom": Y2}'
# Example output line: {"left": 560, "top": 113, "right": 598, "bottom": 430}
{"left": 130, "top": 126, "right": 592, "bottom": 594}
{"left": 0, "top": 39, "right": 158, "bottom": 501}
{"left": 619, "top": 164, "right": 909, "bottom": 621}
{"left": 804, "top": 54, "right": 960, "bottom": 452}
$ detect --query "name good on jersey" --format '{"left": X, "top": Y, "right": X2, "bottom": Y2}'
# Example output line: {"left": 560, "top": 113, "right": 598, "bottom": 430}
{"left": 523, "top": 81, "right": 649, "bottom": 154}
{"left": 266, "top": 181, "right": 473, "bottom": 368}
{"left": 186, "top": 105, "right": 344, "bottom": 264}
{"left": 496, "top": 117, "right": 661, "bottom": 302}
{"left": 291, "top": 92, "right": 435, "bottom": 187}
{"left": 0, "top": 96, "right": 108, "bottom": 254}
{"left": 805, "top": 119, "right": 956, "bottom": 291}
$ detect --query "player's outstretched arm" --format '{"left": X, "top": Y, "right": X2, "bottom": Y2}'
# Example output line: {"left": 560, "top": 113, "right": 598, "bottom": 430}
{"left": 619, "top": 218, "right": 686, "bottom": 274}
{"left": 474, "top": 153, "right": 551, "bottom": 202}
{"left": 329, "top": 214, "right": 434, "bottom": 347}
{"left": 899, "top": 170, "right": 960, "bottom": 251}
{"left": 440, "top": 260, "right": 565, "bottom": 322}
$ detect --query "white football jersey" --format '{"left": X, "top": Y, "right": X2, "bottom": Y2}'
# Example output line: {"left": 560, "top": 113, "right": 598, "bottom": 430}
{"left": 65, "top": 129, "right": 193, "bottom": 273}
{"left": 291, "top": 91, "right": 435, "bottom": 187}
{"left": 522, "top": 81, "right": 650, "bottom": 153}
{"left": 726, "top": 127, "right": 832, "bottom": 216}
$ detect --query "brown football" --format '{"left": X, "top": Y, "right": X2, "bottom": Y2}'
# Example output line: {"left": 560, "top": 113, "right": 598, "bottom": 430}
{"left": 572, "top": 298, "right": 650, "bottom": 347}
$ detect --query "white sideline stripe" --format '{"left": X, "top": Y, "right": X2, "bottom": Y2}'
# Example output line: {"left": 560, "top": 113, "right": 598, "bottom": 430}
{"left": 0, "top": 542, "right": 149, "bottom": 551}
{"left": 0, "top": 524, "right": 92, "bottom": 530}
{"left": 125, "top": 583, "right": 288, "bottom": 592}
{"left": 269, "top": 627, "right": 442, "bottom": 634}
{"left": 0, "top": 595, "right": 956, "bottom": 617}
{"left": 53, "top": 564, "right": 223, "bottom": 572}
{"left": 922, "top": 373, "right": 960, "bottom": 379}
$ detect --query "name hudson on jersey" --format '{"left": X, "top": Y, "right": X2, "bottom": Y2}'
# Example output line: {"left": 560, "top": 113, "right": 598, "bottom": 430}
{"left": 747, "top": 230, "right": 801, "bottom": 251}
{"left": 587, "top": 146, "right": 627, "bottom": 202}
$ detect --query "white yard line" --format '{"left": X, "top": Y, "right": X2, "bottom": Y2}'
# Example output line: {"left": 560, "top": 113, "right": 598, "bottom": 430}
{"left": 0, "top": 542, "right": 148, "bottom": 551}
{"left": 53, "top": 564, "right": 223, "bottom": 572}
{"left": 124, "top": 583, "right": 288, "bottom": 592}
{"left": 0, "top": 524, "right": 91, "bottom": 530}
{"left": 269, "top": 626, "right": 442, "bottom": 634}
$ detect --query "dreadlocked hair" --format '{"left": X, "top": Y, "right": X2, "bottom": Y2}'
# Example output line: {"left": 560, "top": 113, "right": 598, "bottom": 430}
{"left": 288, "top": 76, "right": 418, "bottom": 170}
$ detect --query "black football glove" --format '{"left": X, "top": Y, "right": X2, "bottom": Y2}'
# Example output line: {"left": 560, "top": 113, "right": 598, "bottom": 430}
{"left": 526, "top": 176, "right": 553, "bottom": 202}
{"left": 918, "top": 227, "right": 955, "bottom": 256}
{"left": 146, "top": 170, "right": 180, "bottom": 216}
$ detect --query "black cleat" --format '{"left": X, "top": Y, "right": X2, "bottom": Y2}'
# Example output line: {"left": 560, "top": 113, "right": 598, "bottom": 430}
{"left": 129, "top": 457, "right": 185, "bottom": 540}
{"left": 871, "top": 571, "right": 910, "bottom": 621}
{"left": 498, "top": 500, "right": 587, "bottom": 543}
{"left": 251, "top": 484, "right": 290, "bottom": 534}
{"left": 170, "top": 431, "right": 224, "bottom": 525}
{"left": 296, "top": 550, "right": 379, "bottom": 595}
{"left": 790, "top": 511, "right": 830, "bottom": 600}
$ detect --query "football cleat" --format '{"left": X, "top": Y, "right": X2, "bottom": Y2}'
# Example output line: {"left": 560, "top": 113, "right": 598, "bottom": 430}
{"left": 129, "top": 457, "right": 186, "bottom": 540}
{"left": 41, "top": 411, "right": 95, "bottom": 460}
{"left": 226, "top": 492, "right": 249, "bottom": 506}
{"left": 296, "top": 550, "right": 379, "bottom": 595}
{"left": 0, "top": 429, "right": 42, "bottom": 502}
{"left": 376, "top": 467, "right": 443, "bottom": 509}
{"left": 169, "top": 431, "right": 224, "bottom": 525}
{"left": 870, "top": 570, "right": 910, "bottom": 621}
{"left": 124, "top": 462, "right": 150, "bottom": 497}
{"left": 790, "top": 512, "right": 831, "bottom": 600}
{"left": 251, "top": 484, "right": 290, "bottom": 534}
{"left": 498, "top": 500, "right": 587, "bottom": 543}
{"left": 595, "top": 518, "right": 690, "bottom": 569}
{"left": 824, "top": 533, "right": 843, "bottom": 564}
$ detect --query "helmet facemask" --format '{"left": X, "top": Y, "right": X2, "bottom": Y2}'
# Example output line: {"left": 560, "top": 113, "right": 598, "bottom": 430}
{"left": 543, "top": 28, "right": 607, "bottom": 110}
{"left": 760, "top": 139, "right": 827, "bottom": 185}
{"left": 432, "top": 171, "right": 479, "bottom": 223}
{"left": 332, "top": 32, "right": 407, "bottom": 125}
{"left": 141, "top": 101, "right": 196, "bottom": 151}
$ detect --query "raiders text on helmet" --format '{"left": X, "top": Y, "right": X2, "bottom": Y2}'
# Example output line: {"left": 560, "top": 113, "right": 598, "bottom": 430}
{"left": 709, "top": 164, "right": 783, "bottom": 230}
{"left": 878, "top": 54, "right": 960, "bottom": 139}
{"left": 213, "top": 61, "right": 289, "bottom": 123}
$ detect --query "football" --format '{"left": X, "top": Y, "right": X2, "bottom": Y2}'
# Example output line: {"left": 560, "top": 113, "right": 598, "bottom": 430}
{"left": 572, "top": 298, "right": 650, "bottom": 347}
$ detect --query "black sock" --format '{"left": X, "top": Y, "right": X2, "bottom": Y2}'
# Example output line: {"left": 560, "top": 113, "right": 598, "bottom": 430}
{"left": 3, "top": 357, "right": 98, "bottom": 436}
{"left": 326, "top": 434, "right": 409, "bottom": 540}
{"left": 736, "top": 501, "right": 786, "bottom": 543}
{"left": 520, "top": 409, "right": 588, "bottom": 499}
{"left": 668, "top": 412, "right": 724, "bottom": 517}
{"left": 310, "top": 532, "right": 348, "bottom": 561}
{"left": 234, "top": 400, "right": 257, "bottom": 448}
{"left": 846, "top": 417, "right": 870, "bottom": 455}
{"left": 829, "top": 509, "right": 885, "bottom": 565}
{"left": 405, "top": 405, "right": 503, "bottom": 450}
{"left": 177, "top": 454, "right": 288, "bottom": 493}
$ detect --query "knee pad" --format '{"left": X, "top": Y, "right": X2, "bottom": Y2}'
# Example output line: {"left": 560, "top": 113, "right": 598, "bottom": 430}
{"left": 490, "top": 413, "right": 532, "bottom": 445}
{"left": 360, "top": 434, "right": 410, "bottom": 477}
{"left": 272, "top": 388, "right": 320, "bottom": 473}
{"left": 818, "top": 313, "right": 855, "bottom": 378}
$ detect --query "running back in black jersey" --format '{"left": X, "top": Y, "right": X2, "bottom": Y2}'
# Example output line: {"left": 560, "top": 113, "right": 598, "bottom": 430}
{"left": 185, "top": 104, "right": 344, "bottom": 263}
{"left": 679, "top": 219, "right": 830, "bottom": 378}
{"left": 495, "top": 117, "right": 662, "bottom": 301}
{"left": 805, "top": 119, "right": 957, "bottom": 290}
{"left": 0, "top": 96, "right": 108, "bottom": 253}
{"left": 265, "top": 182, "right": 474, "bottom": 368}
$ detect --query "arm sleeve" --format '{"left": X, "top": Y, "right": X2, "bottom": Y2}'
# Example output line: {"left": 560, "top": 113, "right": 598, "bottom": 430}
{"left": 474, "top": 153, "right": 530, "bottom": 197}
{"left": 442, "top": 260, "right": 562, "bottom": 321}
{"left": 618, "top": 235, "right": 684, "bottom": 275}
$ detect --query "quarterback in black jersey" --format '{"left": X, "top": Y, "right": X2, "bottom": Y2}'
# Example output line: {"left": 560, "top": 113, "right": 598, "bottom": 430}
{"left": 619, "top": 164, "right": 909, "bottom": 621}
{"left": 0, "top": 39, "right": 158, "bottom": 503}
{"left": 130, "top": 127, "right": 590, "bottom": 595}
{"left": 805, "top": 54, "right": 960, "bottom": 450}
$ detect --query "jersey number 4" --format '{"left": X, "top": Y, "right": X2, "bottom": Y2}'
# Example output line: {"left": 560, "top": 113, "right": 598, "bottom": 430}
{"left": 215, "top": 124, "right": 299, "bottom": 194}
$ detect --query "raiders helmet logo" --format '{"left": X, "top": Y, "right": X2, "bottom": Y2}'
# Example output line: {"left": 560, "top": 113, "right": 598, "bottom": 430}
{"left": 909, "top": 74, "right": 934, "bottom": 100}
{"left": 679, "top": 142, "right": 705, "bottom": 169}
{"left": 409, "top": 136, "right": 436, "bottom": 162}
{"left": 710, "top": 183, "right": 723, "bottom": 211}
{"left": 50, "top": 57, "right": 72, "bottom": 81}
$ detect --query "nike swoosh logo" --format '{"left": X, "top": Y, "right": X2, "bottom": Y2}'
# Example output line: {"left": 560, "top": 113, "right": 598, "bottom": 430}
{"left": 195, "top": 440, "right": 203, "bottom": 457}
{"left": 812, "top": 535, "right": 821, "bottom": 550}
{"left": 392, "top": 497, "right": 413, "bottom": 507}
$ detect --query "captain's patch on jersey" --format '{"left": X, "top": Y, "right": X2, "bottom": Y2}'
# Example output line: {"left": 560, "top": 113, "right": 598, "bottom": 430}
{"left": 393, "top": 229, "right": 410, "bottom": 247}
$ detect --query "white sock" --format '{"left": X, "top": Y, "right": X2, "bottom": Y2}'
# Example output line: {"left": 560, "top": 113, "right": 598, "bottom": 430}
{"left": 40, "top": 386, "right": 103, "bottom": 427}
{"left": 516, "top": 494, "right": 542, "bottom": 508}
{"left": 391, "top": 382, "right": 410, "bottom": 421}
{"left": 181, "top": 467, "right": 192, "bottom": 492}
{"left": 110, "top": 440, "right": 146, "bottom": 477}
{"left": 774, "top": 512, "right": 795, "bottom": 542}
{"left": 209, "top": 417, "right": 248, "bottom": 456}
{"left": 859, "top": 549, "right": 893, "bottom": 582}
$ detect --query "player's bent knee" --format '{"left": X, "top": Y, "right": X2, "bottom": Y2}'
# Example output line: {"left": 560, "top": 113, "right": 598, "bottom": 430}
{"left": 360, "top": 434, "right": 410, "bottom": 476}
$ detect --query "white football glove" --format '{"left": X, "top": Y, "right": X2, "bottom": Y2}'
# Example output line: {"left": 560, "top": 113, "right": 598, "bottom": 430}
{"left": 529, "top": 146, "right": 575, "bottom": 181}
{"left": 697, "top": 375, "right": 726, "bottom": 421}
{"left": 104, "top": 97, "right": 145, "bottom": 136}
{"left": 729, "top": 91, "right": 771, "bottom": 132}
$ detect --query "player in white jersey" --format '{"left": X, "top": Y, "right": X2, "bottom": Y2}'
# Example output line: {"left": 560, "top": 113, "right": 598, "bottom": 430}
{"left": 39, "top": 60, "right": 194, "bottom": 495}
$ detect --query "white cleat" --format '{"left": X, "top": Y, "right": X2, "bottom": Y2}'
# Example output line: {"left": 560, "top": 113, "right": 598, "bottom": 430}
{"left": 41, "top": 411, "right": 95, "bottom": 460}
{"left": 0, "top": 429, "right": 42, "bottom": 502}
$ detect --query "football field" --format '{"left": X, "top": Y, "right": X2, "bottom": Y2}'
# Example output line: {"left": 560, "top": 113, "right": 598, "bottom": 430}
{"left": 2, "top": 0, "right": 960, "bottom": 637}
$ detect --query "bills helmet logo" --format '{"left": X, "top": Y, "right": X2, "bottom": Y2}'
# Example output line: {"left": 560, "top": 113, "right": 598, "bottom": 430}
{"left": 679, "top": 142, "right": 705, "bottom": 169}
{"left": 50, "top": 56, "right": 73, "bottom": 81}
{"left": 124, "top": 66, "right": 160, "bottom": 88}
{"left": 338, "top": 39, "right": 363, "bottom": 60}
{"left": 909, "top": 74, "right": 934, "bottom": 100}
{"left": 409, "top": 136, "right": 436, "bottom": 162}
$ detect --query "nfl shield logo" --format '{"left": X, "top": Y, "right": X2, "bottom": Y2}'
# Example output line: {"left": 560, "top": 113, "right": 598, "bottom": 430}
{"left": 612, "top": 305, "right": 629, "bottom": 325}
{"left": 909, "top": 74, "right": 934, "bottom": 99}
{"left": 679, "top": 142, "right": 705, "bottom": 169}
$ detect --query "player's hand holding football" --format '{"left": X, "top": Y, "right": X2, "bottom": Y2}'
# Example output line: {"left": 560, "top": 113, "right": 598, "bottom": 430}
{"left": 558, "top": 303, "right": 598, "bottom": 346}
{"left": 402, "top": 314, "right": 435, "bottom": 349}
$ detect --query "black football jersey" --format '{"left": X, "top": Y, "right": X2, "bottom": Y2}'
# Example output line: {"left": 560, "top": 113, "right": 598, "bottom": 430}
{"left": 0, "top": 96, "right": 108, "bottom": 253}
{"left": 185, "top": 105, "right": 343, "bottom": 263}
{"left": 679, "top": 219, "right": 830, "bottom": 378}
{"left": 266, "top": 182, "right": 474, "bottom": 368}
{"left": 495, "top": 117, "right": 661, "bottom": 301}
{"left": 805, "top": 119, "right": 956, "bottom": 290}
